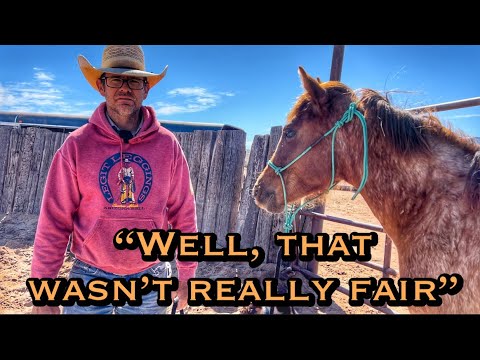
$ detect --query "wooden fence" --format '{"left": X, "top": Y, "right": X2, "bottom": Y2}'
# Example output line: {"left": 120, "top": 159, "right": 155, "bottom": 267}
{"left": 0, "top": 124, "right": 287, "bottom": 258}
{"left": 0, "top": 126, "right": 70, "bottom": 215}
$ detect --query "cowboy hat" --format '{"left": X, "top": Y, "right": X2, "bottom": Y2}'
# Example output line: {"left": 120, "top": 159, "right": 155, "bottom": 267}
{"left": 78, "top": 45, "right": 168, "bottom": 91}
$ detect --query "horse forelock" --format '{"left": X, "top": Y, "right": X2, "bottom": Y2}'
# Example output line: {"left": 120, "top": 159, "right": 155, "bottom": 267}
{"left": 286, "top": 94, "right": 311, "bottom": 124}
{"left": 287, "top": 82, "right": 356, "bottom": 125}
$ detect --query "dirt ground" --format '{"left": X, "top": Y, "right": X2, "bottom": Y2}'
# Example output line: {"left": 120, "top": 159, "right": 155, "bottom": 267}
{"left": 0, "top": 189, "right": 410, "bottom": 315}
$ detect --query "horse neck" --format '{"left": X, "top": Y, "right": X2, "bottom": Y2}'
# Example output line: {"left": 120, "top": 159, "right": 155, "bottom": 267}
{"left": 336, "top": 120, "right": 475, "bottom": 247}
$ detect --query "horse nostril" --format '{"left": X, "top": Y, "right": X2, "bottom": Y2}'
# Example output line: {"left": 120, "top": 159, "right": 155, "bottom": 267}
{"left": 252, "top": 184, "right": 259, "bottom": 196}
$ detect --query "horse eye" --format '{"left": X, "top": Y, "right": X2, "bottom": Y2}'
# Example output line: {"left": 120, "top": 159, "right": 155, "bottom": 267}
{"left": 284, "top": 129, "right": 296, "bottom": 139}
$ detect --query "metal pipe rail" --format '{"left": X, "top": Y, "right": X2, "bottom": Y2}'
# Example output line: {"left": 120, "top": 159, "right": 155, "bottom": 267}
{"left": 406, "top": 97, "right": 480, "bottom": 113}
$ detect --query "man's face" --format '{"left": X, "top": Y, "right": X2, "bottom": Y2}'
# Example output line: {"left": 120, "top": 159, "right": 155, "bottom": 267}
{"left": 96, "top": 74, "right": 150, "bottom": 117}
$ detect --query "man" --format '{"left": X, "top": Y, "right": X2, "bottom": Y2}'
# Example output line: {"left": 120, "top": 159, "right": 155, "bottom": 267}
{"left": 30, "top": 45, "right": 198, "bottom": 314}
{"left": 117, "top": 158, "right": 136, "bottom": 205}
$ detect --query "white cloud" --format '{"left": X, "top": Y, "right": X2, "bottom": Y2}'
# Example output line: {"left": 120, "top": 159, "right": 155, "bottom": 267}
{"left": 153, "top": 87, "right": 235, "bottom": 115}
{"left": 0, "top": 84, "right": 17, "bottom": 106}
{"left": 168, "top": 87, "right": 212, "bottom": 97}
{"left": 38, "top": 81, "right": 54, "bottom": 88}
{"left": 153, "top": 103, "right": 187, "bottom": 116}
{"left": 0, "top": 68, "right": 74, "bottom": 114}
{"left": 34, "top": 69, "right": 55, "bottom": 82}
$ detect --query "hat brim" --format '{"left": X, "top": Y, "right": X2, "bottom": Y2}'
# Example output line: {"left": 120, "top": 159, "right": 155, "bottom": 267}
{"left": 78, "top": 55, "right": 168, "bottom": 91}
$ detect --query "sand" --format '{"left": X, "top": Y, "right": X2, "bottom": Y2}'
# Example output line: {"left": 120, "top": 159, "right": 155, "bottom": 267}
{"left": 0, "top": 190, "right": 410, "bottom": 315}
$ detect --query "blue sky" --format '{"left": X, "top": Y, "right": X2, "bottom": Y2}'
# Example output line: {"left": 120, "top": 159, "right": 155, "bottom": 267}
{"left": 0, "top": 45, "right": 479, "bottom": 147}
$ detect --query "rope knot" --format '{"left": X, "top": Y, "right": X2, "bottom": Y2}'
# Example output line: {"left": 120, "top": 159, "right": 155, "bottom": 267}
{"left": 346, "top": 102, "right": 357, "bottom": 120}
{"left": 334, "top": 102, "right": 357, "bottom": 128}
{"left": 268, "top": 160, "right": 282, "bottom": 175}
{"left": 284, "top": 210, "right": 296, "bottom": 232}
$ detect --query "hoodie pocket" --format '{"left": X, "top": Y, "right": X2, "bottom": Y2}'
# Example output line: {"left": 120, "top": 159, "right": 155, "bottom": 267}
{"left": 80, "top": 217, "right": 158, "bottom": 275}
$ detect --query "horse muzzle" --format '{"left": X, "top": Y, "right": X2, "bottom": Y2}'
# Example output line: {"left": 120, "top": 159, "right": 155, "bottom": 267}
{"left": 252, "top": 180, "right": 284, "bottom": 214}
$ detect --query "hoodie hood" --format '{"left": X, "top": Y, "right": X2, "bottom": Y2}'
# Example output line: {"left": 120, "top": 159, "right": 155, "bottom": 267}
{"left": 88, "top": 102, "right": 161, "bottom": 144}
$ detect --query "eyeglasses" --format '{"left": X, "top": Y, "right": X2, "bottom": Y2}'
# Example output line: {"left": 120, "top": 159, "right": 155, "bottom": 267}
{"left": 101, "top": 76, "right": 147, "bottom": 90}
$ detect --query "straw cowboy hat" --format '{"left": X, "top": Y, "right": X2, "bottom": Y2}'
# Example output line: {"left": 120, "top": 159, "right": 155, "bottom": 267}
{"left": 78, "top": 45, "right": 168, "bottom": 91}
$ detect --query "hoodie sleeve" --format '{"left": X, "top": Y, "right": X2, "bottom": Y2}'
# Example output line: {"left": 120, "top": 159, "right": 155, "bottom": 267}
{"left": 30, "top": 146, "right": 80, "bottom": 279}
{"left": 167, "top": 140, "right": 198, "bottom": 281}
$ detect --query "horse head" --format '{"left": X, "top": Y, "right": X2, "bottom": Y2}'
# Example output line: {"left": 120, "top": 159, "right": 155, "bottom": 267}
{"left": 253, "top": 66, "right": 359, "bottom": 213}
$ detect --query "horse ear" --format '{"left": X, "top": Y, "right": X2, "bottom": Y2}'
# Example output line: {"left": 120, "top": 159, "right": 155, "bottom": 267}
{"left": 298, "top": 66, "right": 326, "bottom": 102}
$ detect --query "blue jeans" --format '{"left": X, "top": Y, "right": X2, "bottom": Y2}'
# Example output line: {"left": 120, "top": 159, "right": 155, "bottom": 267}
{"left": 63, "top": 258, "right": 172, "bottom": 315}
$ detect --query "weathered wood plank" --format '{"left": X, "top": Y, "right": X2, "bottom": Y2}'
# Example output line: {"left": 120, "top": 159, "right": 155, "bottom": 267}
{"left": 235, "top": 134, "right": 269, "bottom": 247}
{"left": 214, "top": 130, "right": 246, "bottom": 246}
{"left": 1, "top": 127, "right": 24, "bottom": 213}
{"left": 54, "top": 131, "right": 68, "bottom": 153}
{"left": 26, "top": 128, "right": 49, "bottom": 214}
{"left": 187, "top": 131, "right": 206, "bottom": 195}
{"left": 33, "top": 130, "right": 67, "bottom": 214}
{"left": 193, "top": 131, "right": 214, "bottom": 232}
{"left": 174, "top": 132, "right": 193, "bottom": 161}
{"left": 0, "top": 126, "right": 12, "bottom": 204}
{"left": 254, "top": 207, "right": 274, "bottom": 263}
{"left": 268, "top": 213, "right": 286, "bottom": 264}
{"left": 201, "top": 131, "right": 226, "bottom": 235}
{"left": 175, "top": 130, "right": 219, "bottom": 234}
{"left": 253, "top": 126, "right": 283, "bottom": 261}
{"left": 227, "top": 131, "right": 247, "bottom": 233}
{"left": 13, "top": 127, "right": 37, "bottom": 213}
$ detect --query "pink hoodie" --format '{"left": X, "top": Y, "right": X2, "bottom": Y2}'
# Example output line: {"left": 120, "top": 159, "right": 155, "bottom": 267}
{"left": 31, "top": 103, "right": 198, "bottom": 281}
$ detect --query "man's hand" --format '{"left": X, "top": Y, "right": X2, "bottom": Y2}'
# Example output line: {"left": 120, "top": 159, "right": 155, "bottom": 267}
{"left": 31, "top": 305, "right": 61, "bottom": 315}
{"left": 171, "top": 280, "right": 189, "bottom": 312}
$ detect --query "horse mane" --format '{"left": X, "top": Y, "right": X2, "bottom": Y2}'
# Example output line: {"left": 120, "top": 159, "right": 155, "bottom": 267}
{"left": 358, "top": 89, "right": 433, "bottom": 155}
{"left": 358, "top": 88, "right": 480, "bottom": 209}
{"left": 358, "top": 88, "right": 479, "bottom": 155}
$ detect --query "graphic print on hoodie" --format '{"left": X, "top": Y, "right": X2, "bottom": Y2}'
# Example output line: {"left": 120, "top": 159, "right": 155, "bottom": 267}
{"left": 100, "top": 153, "right": 151, "bottom": 208}
{"left": 31, "top": 103, "right": 198, "bottom": 280}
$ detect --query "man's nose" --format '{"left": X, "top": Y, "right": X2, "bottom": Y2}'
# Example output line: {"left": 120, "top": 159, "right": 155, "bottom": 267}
{"left": 119, "top": 80, "right": 131, "bottom": 90}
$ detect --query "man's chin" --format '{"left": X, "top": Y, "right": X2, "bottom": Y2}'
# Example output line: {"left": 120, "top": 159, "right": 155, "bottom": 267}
{"left": 116, "top": 100, "right": 135, "bottom": 107}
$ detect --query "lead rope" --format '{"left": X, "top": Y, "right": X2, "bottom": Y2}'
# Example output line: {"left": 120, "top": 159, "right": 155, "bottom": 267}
{"left": 267, "top": 102, "right": 369, "bottom": 313}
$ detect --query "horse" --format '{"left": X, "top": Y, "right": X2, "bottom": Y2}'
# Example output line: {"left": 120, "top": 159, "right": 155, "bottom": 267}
{"left": 252, "top": 66, "right": 480, "bottom": 314}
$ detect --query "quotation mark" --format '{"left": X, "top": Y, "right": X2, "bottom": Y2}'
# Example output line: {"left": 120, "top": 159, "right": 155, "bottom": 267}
{"left": 437, "top": 274, "right": 463, "bottom": 295}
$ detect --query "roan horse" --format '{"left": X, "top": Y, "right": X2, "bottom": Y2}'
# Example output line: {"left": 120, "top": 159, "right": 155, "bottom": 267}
{"left": 253, "top": 67, "right": 480, "bottom": 314}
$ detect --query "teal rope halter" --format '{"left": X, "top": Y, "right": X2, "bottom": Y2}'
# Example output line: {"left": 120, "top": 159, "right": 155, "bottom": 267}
{"left": 268, "top": 102, "right": 369, "bottom": 232}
